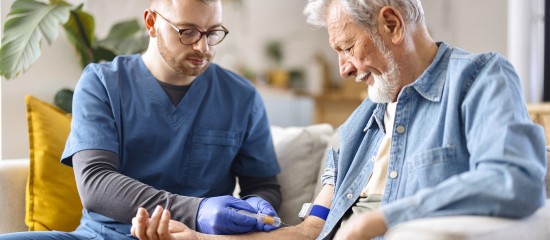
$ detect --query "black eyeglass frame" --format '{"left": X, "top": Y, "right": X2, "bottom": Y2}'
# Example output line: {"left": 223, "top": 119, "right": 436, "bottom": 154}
{"left": 153, "top": 10, "right": 229, "bottom": 46}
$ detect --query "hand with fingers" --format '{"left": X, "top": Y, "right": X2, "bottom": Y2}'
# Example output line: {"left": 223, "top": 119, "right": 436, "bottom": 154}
{"left": 131, "top": 206, "right": 199, "bottom": 240}
{"left": 243, "top": 196, "right": 280, "bottom": 232}
{"left": 196, "top": 195, "right": 259, "bottom": 234}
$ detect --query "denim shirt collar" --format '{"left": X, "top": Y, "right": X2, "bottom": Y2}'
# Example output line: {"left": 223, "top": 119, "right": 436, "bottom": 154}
{"left": 410, "top": 41, "right": 451, "bottom": 102}
{"left": 364, "top": 104, "right": 386, "bottom": 132}
{"left": 364, "top": 42, "right": 451, "bottom": 132}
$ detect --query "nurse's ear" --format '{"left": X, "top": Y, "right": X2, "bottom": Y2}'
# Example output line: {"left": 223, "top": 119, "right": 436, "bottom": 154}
{"left": 143, "top": 9, "right": 158, "bottom": 37}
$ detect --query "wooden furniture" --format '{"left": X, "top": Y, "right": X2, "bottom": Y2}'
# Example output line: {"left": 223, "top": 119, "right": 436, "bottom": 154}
{"left": 314, "top": 92, "right": 363, "bottom": 128}
{"left": 313, "top": 80, "right": 367, "bottom": 127}
{"left": 527, "top": 103, "right": 550, "bottom": 144}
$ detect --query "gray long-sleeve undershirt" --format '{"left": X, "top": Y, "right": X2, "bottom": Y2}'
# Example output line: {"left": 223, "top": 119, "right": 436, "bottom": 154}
{"left": 72, "top": 149, "right": 281, "bottom": 229}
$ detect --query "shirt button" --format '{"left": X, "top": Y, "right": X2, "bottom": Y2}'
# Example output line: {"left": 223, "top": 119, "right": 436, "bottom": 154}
{"left": 390, "top": 171, "right": 398, "bottom": 179}
{"left": 347, "top": 193, "right": 353, "bottom": 199}
{"left": 406, "top": 88, "right": 411, "bottom": 94}
{"left": 396, "top": 125, "right": 405, "bottom": 134}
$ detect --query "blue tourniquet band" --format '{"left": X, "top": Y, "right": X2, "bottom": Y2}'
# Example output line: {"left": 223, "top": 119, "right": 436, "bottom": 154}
{"left": 310, "top": 205, "right": 330, "bottom": 220}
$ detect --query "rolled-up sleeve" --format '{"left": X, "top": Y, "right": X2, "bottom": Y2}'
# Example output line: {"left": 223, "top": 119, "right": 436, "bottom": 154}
{"left": 321, "top": 147, "right": 339, "bottom": 186}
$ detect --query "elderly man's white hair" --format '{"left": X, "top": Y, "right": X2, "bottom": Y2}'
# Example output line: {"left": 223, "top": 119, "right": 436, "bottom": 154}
{"left": 303, "top": 0, "right": 425, "bottom": 32}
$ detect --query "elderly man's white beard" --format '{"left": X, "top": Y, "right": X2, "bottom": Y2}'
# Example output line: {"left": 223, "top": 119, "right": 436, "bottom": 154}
{"left": 367, "top": 55, "right": 399, "bottom": 103}
{"left": 366, "top": 35, "right": 400, "bottom": 103}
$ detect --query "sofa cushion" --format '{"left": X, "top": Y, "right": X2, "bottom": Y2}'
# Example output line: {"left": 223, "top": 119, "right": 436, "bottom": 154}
{"left": 0, "top": 159, "right": 30, "bottom": 233}
{"left": 385, "top": 199, "right": 550, "bottom": 240}
{"left": 270, "top": 124, "right": 334, "bottom": 225}
{"left": 25, "top": 96, "right": 82, "bottom": 231}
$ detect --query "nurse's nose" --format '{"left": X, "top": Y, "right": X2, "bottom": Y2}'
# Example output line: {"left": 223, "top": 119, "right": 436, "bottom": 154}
{"left": 193, "top": 36, "right": 210, "bottom": 54}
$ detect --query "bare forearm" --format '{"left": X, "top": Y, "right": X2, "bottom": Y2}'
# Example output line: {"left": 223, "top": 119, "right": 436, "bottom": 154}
{"left": 131, "top": 185, "right": 335, "bottom": 240}
{"left": 197, "top": 185, "right": 335, "bottom": 240}
{"left": 196, "top": 219, "right": 323, "bottom": 240}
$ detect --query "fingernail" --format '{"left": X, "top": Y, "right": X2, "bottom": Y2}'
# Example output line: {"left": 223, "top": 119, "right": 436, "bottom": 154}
{"left": 153, "top": 205, "right": 161, "bottom": 215}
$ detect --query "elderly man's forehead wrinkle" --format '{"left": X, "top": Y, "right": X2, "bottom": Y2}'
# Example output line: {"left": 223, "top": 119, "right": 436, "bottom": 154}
{"left": 327, "top": 1, "right": 357, "bottom": 44}
{"left": 328, "top": 20, "right": 354, "bottom": 48}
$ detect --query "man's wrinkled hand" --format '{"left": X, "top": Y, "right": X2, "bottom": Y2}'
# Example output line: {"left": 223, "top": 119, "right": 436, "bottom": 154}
{"left": 333, "top": 210, "right": 388, "bottom": 240}
{"left": 131, "top": 206, "right": 199, "bottom": 240}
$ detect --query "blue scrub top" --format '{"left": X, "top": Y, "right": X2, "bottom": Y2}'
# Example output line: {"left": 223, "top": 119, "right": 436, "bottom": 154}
{"left": 62, "top": 54, "right": 280, "bottom": 197}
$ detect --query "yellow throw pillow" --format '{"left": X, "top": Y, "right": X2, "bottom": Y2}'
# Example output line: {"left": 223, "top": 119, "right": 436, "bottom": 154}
{"left": 25, "top": 95, "right": 82, "bottom": 231}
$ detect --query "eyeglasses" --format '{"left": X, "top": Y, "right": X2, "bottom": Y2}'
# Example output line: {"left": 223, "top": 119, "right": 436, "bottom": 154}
{"left": 153, "top": 11, "right": 229, "bottom": 46}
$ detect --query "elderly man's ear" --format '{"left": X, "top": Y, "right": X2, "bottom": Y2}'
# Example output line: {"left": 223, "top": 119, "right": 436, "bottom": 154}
{"left": 378, "top": 6, "right": 405, "bottom": 45}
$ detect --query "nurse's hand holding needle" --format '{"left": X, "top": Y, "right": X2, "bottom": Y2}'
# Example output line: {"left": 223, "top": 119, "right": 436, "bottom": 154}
{"left": 226, "top": 207, "right": 286, "bottom": 228}
{"left": 196, "top": 196, "right": 258, "bottom": 234}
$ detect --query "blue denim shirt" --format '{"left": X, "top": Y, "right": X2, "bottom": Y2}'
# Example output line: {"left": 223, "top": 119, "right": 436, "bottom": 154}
{"left": 318, "top": 42, "right": 547, "bottom": 239}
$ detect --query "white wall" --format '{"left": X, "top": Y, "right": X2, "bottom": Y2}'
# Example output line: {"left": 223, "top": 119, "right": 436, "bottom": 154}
{"left": 508, "top": 0, "right": 546, "bottom": 103}
{"left": 422, "top": 0, "right": 508, "bottom": 56}
{"left": 423, "top": 0, "right": 545, "bottom": 103}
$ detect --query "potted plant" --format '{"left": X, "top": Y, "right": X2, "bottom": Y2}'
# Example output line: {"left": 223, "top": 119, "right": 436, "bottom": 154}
{"left": 265, "top": 40, "right": 290, "bottom": 88}
{"left": 0, "top": 0, "right": 148, "bottom": 113}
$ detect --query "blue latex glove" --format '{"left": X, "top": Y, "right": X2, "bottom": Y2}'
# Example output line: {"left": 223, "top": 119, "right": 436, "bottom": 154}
{"left": 244, "top": 196, "right": 280, "bottom": 232}
{"left": 196, "top": 195, "right": 257, "bottom": 235}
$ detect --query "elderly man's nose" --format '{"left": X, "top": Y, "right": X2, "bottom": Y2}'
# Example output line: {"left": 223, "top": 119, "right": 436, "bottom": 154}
{"left": 340, "top": 63, "right": 356, "bottom": 78}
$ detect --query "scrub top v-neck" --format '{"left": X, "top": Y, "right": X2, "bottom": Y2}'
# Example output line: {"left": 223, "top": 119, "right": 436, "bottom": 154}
{"left": 138, "top": 59, "right": 208, "bottom": 127}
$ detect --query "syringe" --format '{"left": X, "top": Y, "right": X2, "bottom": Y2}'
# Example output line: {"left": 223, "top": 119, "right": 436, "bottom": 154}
{"left": 227, "top": 207, "right": 283, "bottom": 227}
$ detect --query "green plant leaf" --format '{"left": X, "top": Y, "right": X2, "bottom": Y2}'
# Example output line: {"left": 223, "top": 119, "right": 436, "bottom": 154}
{"left": 106, "top": 35, "right": 149, "bottom": 55}
{"left": 54, "top": 88, "right": 74, "bottom": 113}
{"left": 97, "top": 19, "right": 149, "bottom": 55}
{"left": 0, "top": 0, "right": 71, "bottom": 80}
{"left": 92, "top": 46, "right": 117, "bottom": 63}
{"left": 266, "top": 40, "right": 284, "bottom": 66}
{"left": 103, "top": 19, "right": 141, "bottom": 41}
{"left": 63, "top": 6, "right": 95, "bottom": 69}
{"left": 48, "top": 0, "right": 71, "bottom": 5}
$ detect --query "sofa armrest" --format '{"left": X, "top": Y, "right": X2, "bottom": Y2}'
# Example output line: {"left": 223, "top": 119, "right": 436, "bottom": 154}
{"left": 0, "top": 159, "right": 30, "bottom": 233}
{"left": 385, "top": 200, "right": 550, "bottom": 240}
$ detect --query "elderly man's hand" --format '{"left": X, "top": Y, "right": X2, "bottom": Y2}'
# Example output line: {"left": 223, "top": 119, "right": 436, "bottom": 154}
{"left": 333, "top": 210, "right": 388, "bottom": 240}
{"left": 131, "top": 206, "right": 200, "bottom": 240}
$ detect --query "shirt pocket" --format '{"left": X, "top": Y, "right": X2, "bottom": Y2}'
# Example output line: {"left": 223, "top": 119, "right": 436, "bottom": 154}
{"left": 406, "top": 145, "right": 458, "bottom": 192}
{"left": 186, "top": 130, "right": 240, "bottom": 188}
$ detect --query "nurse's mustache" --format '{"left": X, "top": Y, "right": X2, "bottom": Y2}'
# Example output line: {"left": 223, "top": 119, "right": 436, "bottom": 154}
{"left": 187, "top": 52, "right": 212, "bottom": 60}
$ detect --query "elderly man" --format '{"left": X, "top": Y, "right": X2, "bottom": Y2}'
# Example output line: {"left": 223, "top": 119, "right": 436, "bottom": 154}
{"left": 131, "top": 0, "right": 547, "bottom": 239}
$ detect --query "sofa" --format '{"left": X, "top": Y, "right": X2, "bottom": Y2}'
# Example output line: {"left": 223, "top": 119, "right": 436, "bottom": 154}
{"left": 0, "top": 96, "right": 549, "bottom": 239}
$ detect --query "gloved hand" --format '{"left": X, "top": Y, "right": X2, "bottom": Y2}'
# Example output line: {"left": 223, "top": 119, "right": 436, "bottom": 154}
{"left": 196, "top": 195, "right": 257, "bottom": 235}
{"left": 244, "top": 196, "right": 280, "bottom": 232}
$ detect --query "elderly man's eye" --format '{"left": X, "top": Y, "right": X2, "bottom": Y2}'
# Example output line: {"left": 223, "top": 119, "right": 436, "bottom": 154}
{"left": 344, "top": 46, "right": 353, "bottom": 56}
